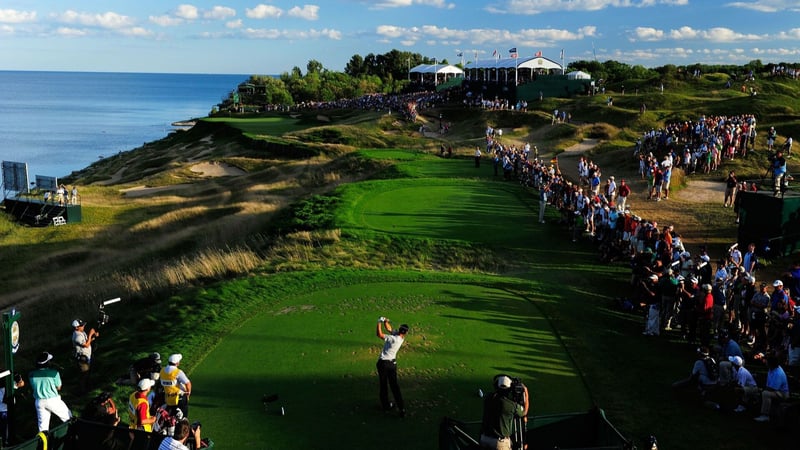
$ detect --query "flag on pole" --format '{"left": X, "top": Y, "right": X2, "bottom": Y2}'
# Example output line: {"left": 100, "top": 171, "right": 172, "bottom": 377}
{"left": 560, "top": 49, "right": 564, "bottom": 60}
{"left": 457, "top": 52, "right": 463, "bottom": 57}
{"left": 509, "top": 47, "right": 517, "bottom": 58}
{"left": 492, "top": 49, "right": 498, "bottom": 58}
{"left": 535, "top": 50, "right": 542, "bottom": 57}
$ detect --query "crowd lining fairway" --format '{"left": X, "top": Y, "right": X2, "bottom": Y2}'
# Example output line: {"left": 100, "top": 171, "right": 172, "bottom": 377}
{"left": 191, "top": 279, "right": 591, "bottom": 449}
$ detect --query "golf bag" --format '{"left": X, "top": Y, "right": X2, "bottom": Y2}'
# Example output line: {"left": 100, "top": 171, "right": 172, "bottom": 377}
{"left": 153, "top": 405, "right": 182, "bottom": 436}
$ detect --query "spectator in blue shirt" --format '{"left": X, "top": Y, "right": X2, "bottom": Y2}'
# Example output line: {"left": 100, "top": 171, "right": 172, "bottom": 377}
{"left": 754, "top": 354, "right": 789, "bottom": 422}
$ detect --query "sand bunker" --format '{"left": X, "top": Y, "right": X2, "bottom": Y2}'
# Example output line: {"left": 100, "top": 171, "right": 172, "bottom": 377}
{"left": 190, "top": 162, "right": 246, "bottom": 177}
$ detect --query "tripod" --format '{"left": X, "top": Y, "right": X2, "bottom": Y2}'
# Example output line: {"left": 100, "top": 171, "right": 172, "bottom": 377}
{"left": 510, "top": 414, "right": 527, "bottom": 450}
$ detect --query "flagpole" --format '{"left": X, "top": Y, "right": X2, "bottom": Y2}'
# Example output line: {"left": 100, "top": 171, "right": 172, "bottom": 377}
{"left": 494, "top": 49, "right": 500, "bottom": 83}
{"left": 561, "top": 48, "right": 565, "bottom": 75}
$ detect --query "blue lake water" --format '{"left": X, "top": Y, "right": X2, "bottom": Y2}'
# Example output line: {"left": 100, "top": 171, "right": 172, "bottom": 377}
{"left": 0, "top": 71, "right": 248, "bottom": 182}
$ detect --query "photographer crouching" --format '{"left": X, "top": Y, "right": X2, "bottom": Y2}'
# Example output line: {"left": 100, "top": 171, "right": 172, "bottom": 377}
{"left": 480, "top": 375, "right": 529, "bottom": 450}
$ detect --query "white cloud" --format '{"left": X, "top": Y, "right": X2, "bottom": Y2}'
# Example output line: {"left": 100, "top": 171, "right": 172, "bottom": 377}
{"left": 667, "top": 26, "right": 698, "bottom": 40}
{"left": 775, "top": 28, "right": 800, "bottom": 39}
{"left": 376, "top": 24, "right": 594, "bottom": 48}
{"left": 246, "top": 4, "right": 283, "bottom": 19}
{"left": 204, "top": 6, "right": 236, "bottom": 20}
{"left": 241, "top": 27, "right": 341, "bottom": 40}
{"left": 226, "top": 19, "right": 243, "bottom": 29}
{"left": 55, "top": 27, "right": 88, "bottom": 37}
{"left": 288, "top": 5, "right": 319, "bottom": 20}
{"left": 630, "top": 25, "right": 767, "bottom": 43}
{"left": 376, "top": 25, "right": 406, "bottom": 39}
{"left": 0, "top": 24, "right": 14, "bottom": 35}
{"left": 725, "top": 1, "right": 800, "bottom": 13}
{"left": 119, "top": 26, "right": 153, "bottom": 37}
{"left": 631, "top": 27, "right": 665, "bottom": 42}
{"left": 487, "top": 0, "right": 689, "bottom": 15}
{"left": 175, "top": 4, "right": 199, "bottom": 20}
{"left": 371, "top": 0, "right": 455, "bottom": 9}
{"left": 149, "top": 15, "right": 183, "bottom": 27}
{"left": 0, "top": 9, "right": 36, "bottom": 23}
{"left": 668, "top": 26, "right": 764, "bottom": 42}
{"left": 57, "top": 10, "right": 135, "bottom": 29}
{"left": 751, "top": 47, "right": 800, "bottom": 56}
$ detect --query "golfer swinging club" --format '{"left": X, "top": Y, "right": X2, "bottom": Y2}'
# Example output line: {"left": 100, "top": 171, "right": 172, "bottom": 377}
{"left": 376, "top": 316, "right": 409, "bottom": 418}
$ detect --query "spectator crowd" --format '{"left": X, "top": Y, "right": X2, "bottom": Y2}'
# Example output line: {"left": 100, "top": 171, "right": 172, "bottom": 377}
{"left": 474, "top": 112, "right": 800, "bottom": 425}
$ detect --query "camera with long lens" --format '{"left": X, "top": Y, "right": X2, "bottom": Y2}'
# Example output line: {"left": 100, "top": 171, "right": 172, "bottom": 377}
{"left": 97, "top": 297, "right": 122, "bottom": 329}
{"left": 508, "top": 377, "right": 527, "bottom": 405}
{"left": 97, "top": 304, "right": 110, "bottom": 329}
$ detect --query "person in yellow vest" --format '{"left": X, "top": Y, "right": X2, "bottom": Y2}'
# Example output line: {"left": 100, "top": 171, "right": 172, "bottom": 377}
{"left": 128, "top": 378, "right": 155, "bottom": 432}
{"left": 160, "top": 354, "right": 192, "bottom": 417}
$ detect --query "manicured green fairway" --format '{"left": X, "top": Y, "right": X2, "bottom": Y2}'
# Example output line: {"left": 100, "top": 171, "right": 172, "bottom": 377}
{"left": 188, "top": 149, "right": 593, "bottom": 449}
{"left": 340, "top": 179, "right": 536, "bottom": 245}
{"left": 190, "top": 279, "right": 590, "bottom": 449}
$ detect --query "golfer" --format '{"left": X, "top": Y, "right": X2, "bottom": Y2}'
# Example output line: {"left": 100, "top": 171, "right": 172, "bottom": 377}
{"left": 29, "top": 352, "right": 72, "bottom": 432}
{"left": 376, "top": 317, "right": 409, "bottom": 417}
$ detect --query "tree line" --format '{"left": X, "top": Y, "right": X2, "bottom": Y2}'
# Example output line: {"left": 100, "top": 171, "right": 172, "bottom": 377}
{"left": 220, "top": 49, "right": 799, "bottom": 110}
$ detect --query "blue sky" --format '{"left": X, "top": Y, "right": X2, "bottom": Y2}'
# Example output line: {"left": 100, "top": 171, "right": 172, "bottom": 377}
{"left": 1, "top": 0, "right": 799, "bottom": 74}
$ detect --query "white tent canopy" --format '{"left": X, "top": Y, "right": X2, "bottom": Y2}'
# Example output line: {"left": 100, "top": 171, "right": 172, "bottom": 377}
{"left": 464, "top": 56, "right": 563, "bottom": 72}
{"left": 461, "top": 56, "right": 564, "bottom": 84}
{"left": 409, "top": 64, "right": 464, "bottom": 75}
{"left": 567, "top": 70, "right": 591, "bottom": 80}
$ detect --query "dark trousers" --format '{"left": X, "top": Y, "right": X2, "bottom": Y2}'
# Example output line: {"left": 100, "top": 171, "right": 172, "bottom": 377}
{"left": 377, "top": 359, "right": 404, "bottom": 411}
{"left": 77, "top": 359, "right": 91, "bottom": 395}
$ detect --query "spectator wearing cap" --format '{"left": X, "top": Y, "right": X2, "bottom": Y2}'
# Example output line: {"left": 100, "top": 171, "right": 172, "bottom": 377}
{"left": 606, "top": 176, "right": 616, "bottom": 203}
{"left": 679, "top": 251, "right": 695, "bottom": 280}
{"left": 698, "top": 284, "right": 715, "bottom": 347}
{"left": 129, "top": 378, "right": 156, "bottom": 431}
{"left": 678, "top": 276, "right": 700, "bottom": 344}
{"left": 738, "top": 274, "right": 757, "bottom": 339}
{"left": 729, "top": 356, "right": 758, "bottom": 412}
{"left": 659, "top": 269, "right": 679, "bottom": 331}
{"left": 754, "top": 353, "right": 789, "bottom": 422}
{"left": 71, "top": 318, "right": 98, "bottom": 395}
{"left": 160, "top": 354, "right": 192, "bottom": 417}
{"left": 770, "top": 280, "right": 789, "bottom": 316}
{"left": 672, "top": 346, "right": 717, "bottom": 391}
{"left": 641, "top": 273, "right": 661, "bottom": 336}
{"left": 617, "top": 179, "right": 630, "bottom": 211}
{"left": 749, "top": 282, "right": 771, "bottom": 349}
{"left": 661, "top": 156, "right": 672, "bottom": 200}
{"left": 28, "top": 352, "right": 72, "bottom": 432}
{"left": 129, "top": 352, "right": 162, "bottom": 386}
{"left": 711, "top": 277, "right": 728, "bottom": 336}
{"left": 480, "top": 375, "right": 526, "bottom": 450}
